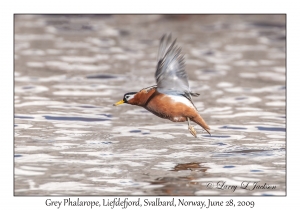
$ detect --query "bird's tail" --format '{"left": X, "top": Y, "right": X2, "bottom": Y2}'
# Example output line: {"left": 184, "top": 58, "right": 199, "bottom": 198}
{"left": 193, "top": 115, "right": 211, "bottom": 135}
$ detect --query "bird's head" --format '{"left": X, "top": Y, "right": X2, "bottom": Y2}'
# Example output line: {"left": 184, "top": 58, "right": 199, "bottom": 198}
{"left": 113, "top": 92, "right": 138, "bottom": 106}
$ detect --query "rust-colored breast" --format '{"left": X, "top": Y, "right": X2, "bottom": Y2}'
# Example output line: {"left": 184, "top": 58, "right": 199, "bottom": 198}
{"left": 128, "top": 87, "right": 210, "bottom": 133}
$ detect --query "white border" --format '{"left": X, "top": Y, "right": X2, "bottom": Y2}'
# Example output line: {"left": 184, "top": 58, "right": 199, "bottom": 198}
{"left": 3, "top": 0, "right": 296, "bottom": 209}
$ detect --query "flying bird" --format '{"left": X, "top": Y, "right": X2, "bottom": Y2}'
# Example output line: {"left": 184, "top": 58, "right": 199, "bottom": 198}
{"left": 114, "top": 34, "right": 210, "bottom": 137}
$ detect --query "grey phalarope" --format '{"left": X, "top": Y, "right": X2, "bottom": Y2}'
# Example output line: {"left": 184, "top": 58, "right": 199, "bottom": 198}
{"left": 114, "top": 34, "right": 210, "bottom": 137}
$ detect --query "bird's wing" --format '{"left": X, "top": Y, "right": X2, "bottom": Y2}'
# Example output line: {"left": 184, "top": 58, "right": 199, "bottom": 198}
{"left": 155, "top": 34, "right": 191, "bottom": 97}
{"left": 155, "top": 34, "right": 190, "bottom": 95}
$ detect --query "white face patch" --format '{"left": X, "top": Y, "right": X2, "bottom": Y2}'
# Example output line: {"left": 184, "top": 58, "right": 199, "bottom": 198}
{"left": 169, "top": 95, "right": 195, "bottom": 109}
{"left": 124, "top": 94, "right": 135, "bottom": 102}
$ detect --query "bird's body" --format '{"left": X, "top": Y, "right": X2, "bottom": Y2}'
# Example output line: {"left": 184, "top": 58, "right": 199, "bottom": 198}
{"left": 114, "top": 34, "right": 210, "bottom": 137}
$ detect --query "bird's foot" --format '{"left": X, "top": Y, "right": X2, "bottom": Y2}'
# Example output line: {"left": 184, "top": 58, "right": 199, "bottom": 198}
{"left": 188, "top": 125, "right": 197, "bottom": 138}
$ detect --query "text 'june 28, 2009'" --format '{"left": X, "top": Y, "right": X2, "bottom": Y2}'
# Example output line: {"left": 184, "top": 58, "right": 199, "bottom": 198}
{"left": 45, "top": 198, "right": 256, "bottom": 209}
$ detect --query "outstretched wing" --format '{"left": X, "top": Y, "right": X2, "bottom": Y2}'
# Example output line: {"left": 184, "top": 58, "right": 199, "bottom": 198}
{"left": 155, "top": 34, "right": 192, "bottom": 99}
{"left": 155, "top": 34, "right": 190, "bottom": 95}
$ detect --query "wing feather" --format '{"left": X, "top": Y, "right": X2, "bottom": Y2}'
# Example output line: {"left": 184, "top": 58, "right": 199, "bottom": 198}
{"left": 155, "top": 34, "right": 190, "bottom": 95}
{"left": 155, "top": 34, "right": 201, "bottom": 110}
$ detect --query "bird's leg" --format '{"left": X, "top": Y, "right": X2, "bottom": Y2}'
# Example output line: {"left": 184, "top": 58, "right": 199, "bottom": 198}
{"left": 187, "top": 117, "right": 197, "bottom": 138}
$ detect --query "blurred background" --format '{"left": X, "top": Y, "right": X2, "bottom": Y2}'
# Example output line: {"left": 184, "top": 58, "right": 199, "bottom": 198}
{"left": 14, "top": 15, "right": 285, "bottom": 195}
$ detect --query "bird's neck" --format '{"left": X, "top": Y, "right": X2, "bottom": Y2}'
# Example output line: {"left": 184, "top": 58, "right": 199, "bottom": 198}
{"left": 130, "top": 88, "right": 157, "bottom": 106}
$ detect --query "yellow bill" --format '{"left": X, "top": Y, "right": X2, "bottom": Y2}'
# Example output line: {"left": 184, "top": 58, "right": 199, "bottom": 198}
{"left": 113, "top": 99, "right": 125, "bottom": 106}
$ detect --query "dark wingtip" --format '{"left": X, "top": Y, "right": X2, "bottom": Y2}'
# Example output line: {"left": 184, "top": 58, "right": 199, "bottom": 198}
{"left": 191, "top": 92, "right": 200, "bottom": 97}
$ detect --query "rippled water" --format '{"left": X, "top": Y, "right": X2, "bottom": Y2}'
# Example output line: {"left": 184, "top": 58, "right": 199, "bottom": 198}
{"left": 14, "top": 15, "right": 286, "bottom": 196}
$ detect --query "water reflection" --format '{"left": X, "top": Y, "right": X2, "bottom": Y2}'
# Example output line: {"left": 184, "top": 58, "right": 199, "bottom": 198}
{"left": 15, "top": 115, "right": 34, "bottom": 119}
{"left": 44, "top": 116, "right": 111, "bottom": 122}
{"left": 220, "top": 126, "right": 247, "bottom": 130}
{"left": 150, "top": 163, "right": 210, "bottom": 195}
{"left": 172, "top": 162, "right": 210, "bottom": 172}
{"left": 256, "top": 126, "right": 286, "bottom": 132}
